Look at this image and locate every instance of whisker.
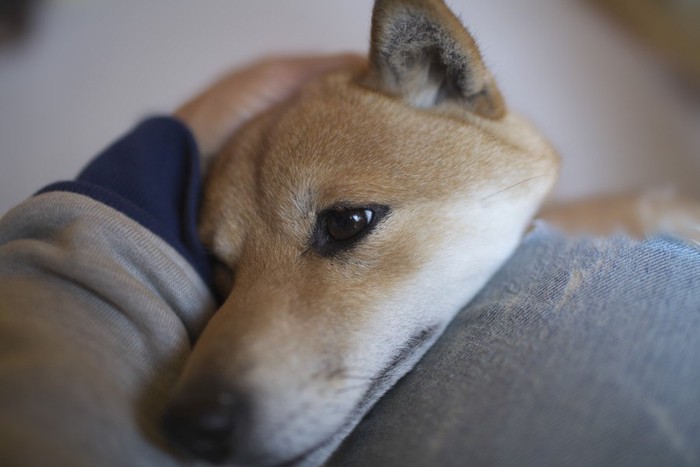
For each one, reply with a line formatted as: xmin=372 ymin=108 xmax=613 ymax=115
xmin=480 ymin=174 xmax=548 ymax=201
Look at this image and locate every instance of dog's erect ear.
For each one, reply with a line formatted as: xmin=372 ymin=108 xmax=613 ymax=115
xmin=363 ymin=0 xmax=505 ymax=119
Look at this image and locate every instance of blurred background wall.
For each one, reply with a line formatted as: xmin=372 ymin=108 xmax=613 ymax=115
xmin=0 ymin=0 xmax=698 ymax=215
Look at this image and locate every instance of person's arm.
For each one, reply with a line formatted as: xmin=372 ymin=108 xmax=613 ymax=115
xmin=0 ymin=54 xmax=360 ymax=467
xmin=0 ymin=117 xmax=214 ymax=467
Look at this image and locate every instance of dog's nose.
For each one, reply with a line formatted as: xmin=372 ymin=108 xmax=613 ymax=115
xmin=162 ymin=388 xmax=249 ymax=464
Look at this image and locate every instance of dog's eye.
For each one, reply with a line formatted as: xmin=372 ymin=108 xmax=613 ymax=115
xmin=310 ymin=204 xmax=390 ymax=257
xmin=326 ymin=209 xmax=373 ymax=241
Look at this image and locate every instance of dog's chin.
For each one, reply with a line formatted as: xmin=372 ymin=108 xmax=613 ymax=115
xmin=220 ymin=410 xmax=353 ymax=467
xmin=269 ymin=430 xmax=344 ymax=467
xmin=245 ymin=325 xmax=442 ymax=467
xmin=235 ymin=391 xmax=377 ymax=467
xmin=204 ymin=386 xmax=361 ymax=467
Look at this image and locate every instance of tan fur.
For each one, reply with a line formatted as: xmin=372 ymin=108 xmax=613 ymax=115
xmin=164 ymin=1 xmax=560 ymax=465
xmin=541 ymin=192 xmax=700 ymax=244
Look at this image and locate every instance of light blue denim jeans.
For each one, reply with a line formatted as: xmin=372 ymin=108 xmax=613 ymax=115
xmin=329 ymin=224 xmax=700 ymax=467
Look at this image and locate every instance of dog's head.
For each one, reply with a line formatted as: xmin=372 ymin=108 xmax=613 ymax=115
xmin=164 ymin=0 xmax=559 ymax=465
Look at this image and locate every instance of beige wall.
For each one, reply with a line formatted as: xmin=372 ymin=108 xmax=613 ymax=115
xmin=1 ymin=0 xmax=698 ymax=215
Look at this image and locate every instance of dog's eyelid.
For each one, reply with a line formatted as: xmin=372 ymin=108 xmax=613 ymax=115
xmin=309 ymin=203 xmax=391 ymax=258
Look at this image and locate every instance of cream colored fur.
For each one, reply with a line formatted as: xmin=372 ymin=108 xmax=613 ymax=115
xmin=164 ymin=1 xmax=560 ymax=465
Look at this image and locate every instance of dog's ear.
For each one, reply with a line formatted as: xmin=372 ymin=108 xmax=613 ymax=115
xmin=363 ymin=0 xmax=505 ymax=119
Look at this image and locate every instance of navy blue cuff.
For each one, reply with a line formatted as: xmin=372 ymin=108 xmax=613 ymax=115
xmin=37 ymin=117 xmax=214 ymax=294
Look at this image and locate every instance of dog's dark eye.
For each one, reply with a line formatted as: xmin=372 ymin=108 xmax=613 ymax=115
xmin=310 ymin=204 xmax=390 ymax=257
xmin=326 ymin=209 xmax=373 ymax=241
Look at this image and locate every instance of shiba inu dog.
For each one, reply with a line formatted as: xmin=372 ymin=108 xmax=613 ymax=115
xmin=162 ymin=0 xmax=560 ymax=465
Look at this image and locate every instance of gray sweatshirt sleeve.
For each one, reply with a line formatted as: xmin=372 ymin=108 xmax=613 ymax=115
xmin=0 ymin=192 xmax=215 ymax=467
xmin=0 ymin=117 xmax=217 ymax=466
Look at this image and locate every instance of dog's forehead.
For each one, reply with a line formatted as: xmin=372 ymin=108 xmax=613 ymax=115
xmin=202 ymin=70 xmax=557 ymax=267
xmin=256 ymin=71 xmax=535 ymax=212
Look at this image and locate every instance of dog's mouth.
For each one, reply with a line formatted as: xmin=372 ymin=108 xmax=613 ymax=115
xmin=275 ymin=324 xmax=440 ymax=467
xmin=164 ymin=324 xmax=440 ymax=467
xmin=360 ymin=324 xmax=440 ymax=408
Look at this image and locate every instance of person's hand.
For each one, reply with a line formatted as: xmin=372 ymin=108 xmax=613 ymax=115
xmin=175 ymin=54 xmax=365 ymax=157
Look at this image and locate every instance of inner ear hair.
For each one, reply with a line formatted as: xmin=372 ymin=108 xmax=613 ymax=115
xmin=363 ymin=0 xmax=505 ymax=119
